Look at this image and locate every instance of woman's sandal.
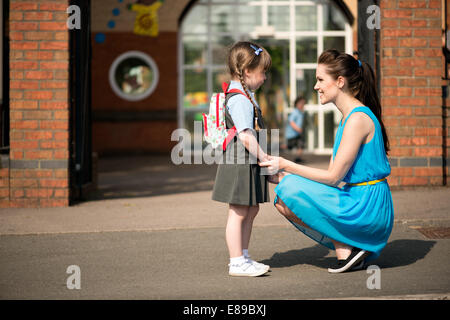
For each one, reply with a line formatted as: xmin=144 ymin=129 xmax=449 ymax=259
xmin=328 ymin=247 xmax=370 ymax=273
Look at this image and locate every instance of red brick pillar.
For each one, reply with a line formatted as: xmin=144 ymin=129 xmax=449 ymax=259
xmin=380 ymin=0 xmax=445 ymax=187
xmin=5 ymin=0 xmax=70 ymax=207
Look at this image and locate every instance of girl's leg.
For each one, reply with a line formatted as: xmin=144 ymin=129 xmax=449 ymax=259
xmin=242 ymin=205 xmax=259 ymax=252
xmin=226 ymin=204 xmax=250 ymax=258
xmin=275 ymin=197 xmax=353 ymax=260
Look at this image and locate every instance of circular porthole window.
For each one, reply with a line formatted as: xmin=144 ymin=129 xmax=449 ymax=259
xmin=109 ymin=51 xmax=159 ymax=101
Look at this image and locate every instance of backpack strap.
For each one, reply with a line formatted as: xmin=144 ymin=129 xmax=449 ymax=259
xmin=221 ymin=82 xmax=244 ymax=151
xmin=223 ymin=82 xmax=262 ymax=131
xmin=221 ymin=82 xmax=259 ymax=151
xmin=222 ymin=81 xmax=249 ymax=99
xmin=222 ymin=92 xmax=239 ymax=151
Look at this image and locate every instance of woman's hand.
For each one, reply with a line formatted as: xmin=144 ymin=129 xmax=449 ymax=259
xmin=259 ymin=155 xmax=286 ymax=175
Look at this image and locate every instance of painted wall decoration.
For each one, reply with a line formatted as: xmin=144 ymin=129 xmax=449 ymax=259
xmin=94 ymin=0 xmax=164 ymax=43
xmin=95 ymin=0 xmax=125 ymax=43
xmin=129 ymin=0 xmax=164 ymax=37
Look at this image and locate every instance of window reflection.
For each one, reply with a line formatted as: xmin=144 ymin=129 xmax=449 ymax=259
xmin=308 ymin=112 xmax=319 ymax=149
xmin=296 ymin=5 xmax=317 ymax=31
xmin=182 ymin=5 xmax=207 ymax=33
xmin=184 ymin=69 xmax=207 ymax=109
xmin=324 ymin=37 xmax=345 ymax=52
xmin=323 ymin=3 xmax=346 ymax=30
xmin=268 ymin=6 xmax=290 ymax=32
xmin=212 ymin=69 xmax=230 ymax=93
xmin=254 ymin=39 xmax=290 ymax=130
xmin=211 ymin=36 xmax=234 ymax=65
xmin=324 ymin=111 xmax=336 ymax=148
xmin=296 ymin=37 xmax=317 ymax=63
xmin=238 ymin=5 xmax=262 ymax=34
xmin=118 ymin=64 xmax=152 ymax=95
xmin=211 ymin=5 xmax=233 ymax=33
xmin=184 ymin=35 xmax=207 ymax=65
xmin=296 ymin=69 xmax=317 ymax=105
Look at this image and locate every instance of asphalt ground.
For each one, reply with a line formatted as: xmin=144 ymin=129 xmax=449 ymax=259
xmin=0 ymin=155 xmax=449 ymax=302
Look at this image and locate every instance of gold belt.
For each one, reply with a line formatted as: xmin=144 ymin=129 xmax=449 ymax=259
xmin=346 ymin=177 xmax=387 ymax=186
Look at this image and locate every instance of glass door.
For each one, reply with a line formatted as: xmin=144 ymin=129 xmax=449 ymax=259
xmin=180 ymin=0 xmax=352 ymax=155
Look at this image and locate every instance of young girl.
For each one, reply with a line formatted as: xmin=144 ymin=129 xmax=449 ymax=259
xmin=212 ymin=41 xmax=272 ymax=277
xmin=260 ymin=49 xmax=394 ymax=273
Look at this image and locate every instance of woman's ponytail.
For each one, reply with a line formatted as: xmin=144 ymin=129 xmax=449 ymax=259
xmin=318 ymin=50 xmax=390 ymax=154
xmin=356 ymin=61 xmax=390 ymax=154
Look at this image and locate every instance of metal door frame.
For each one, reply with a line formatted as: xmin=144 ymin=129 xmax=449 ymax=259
xmin=69 ymin=0 xmax=93 ymax=203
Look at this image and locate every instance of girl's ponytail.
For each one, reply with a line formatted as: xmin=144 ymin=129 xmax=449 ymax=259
xmin=237 ymin=71 xmax=260 ymax=131
xmin=318 ymin=50 xmax=390 ymax=154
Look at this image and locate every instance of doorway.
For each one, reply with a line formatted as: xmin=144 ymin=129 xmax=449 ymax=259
xmin=179 ymin=0 xmax=353 ymax=155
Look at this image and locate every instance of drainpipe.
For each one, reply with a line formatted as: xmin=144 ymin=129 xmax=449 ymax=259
xmin=443 ymin=0 xmax=449 ymax=186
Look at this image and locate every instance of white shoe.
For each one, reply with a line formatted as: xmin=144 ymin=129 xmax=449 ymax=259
xmin=246 ymin=258 xmax=270 ymax=272
xmin=228 ymin=261 xmax=269 ymax=277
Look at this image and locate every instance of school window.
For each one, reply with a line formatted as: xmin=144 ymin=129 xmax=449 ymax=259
xmin=180 ymin=0 xmax=352 ymax=154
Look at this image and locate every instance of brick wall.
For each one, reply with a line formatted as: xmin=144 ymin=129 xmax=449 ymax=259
xmin=1 ymin=0 xmax=70 ymax=207
xmin=380 ymin=0 xmax=447 ymax=187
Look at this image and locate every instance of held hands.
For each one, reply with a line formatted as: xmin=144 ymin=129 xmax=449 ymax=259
xmin=267 ymin=171 xmax=287 ymax=184
xmin=258 ymin=155 xmax=285 ymax=175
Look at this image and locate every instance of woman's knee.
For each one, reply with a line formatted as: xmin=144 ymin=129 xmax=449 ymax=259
xmin=275 ymin=198 xmax=309 ymax=228
xmin=275 ymin=198 xmax=289 ymax=217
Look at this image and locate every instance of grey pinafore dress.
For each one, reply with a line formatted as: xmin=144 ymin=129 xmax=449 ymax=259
xmin=211 ymin=92 xmax=270 ymax=206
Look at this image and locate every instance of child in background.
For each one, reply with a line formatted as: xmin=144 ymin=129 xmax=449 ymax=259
xmin=285 ymin=96 xmax=306 ymax=163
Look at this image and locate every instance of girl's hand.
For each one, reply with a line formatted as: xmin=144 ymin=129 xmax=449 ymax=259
xmin=267 ymin=175 xmax=279 ymax=184
xmin=267 ymin=171 xmax=289 ymax=184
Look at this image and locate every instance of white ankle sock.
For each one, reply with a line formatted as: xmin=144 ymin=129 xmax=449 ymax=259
xmin=229 ymin=255 xmax=246 ymax=265
xmin=243 ymin=249 xmax=249 ymax=258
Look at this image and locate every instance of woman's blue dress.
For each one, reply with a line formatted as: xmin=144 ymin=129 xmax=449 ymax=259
xmin=274 ymin=106 xmax=394 ymax=261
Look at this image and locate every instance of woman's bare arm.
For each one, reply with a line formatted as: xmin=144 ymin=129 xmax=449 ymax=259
xmin=260 ymin=113 xmax=372 ymax=186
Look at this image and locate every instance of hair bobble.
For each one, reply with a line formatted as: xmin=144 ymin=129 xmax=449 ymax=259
xmin=250 ymin=44 xmax=263 ymax=56
xmin=357 ymin=59 xmax=362 ymax=67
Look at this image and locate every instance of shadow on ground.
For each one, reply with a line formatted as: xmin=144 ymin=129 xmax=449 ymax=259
xmin=260 ymin=239 xmax=436 ymax=270
xmin=87 ymin=155 xmax=218 ymax=200
xmin=86 ymin=153 xmax=330 ymax=201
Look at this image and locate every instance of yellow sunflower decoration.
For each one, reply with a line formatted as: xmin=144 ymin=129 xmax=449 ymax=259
xmin=129 ymin=0 xmax=163 ymax=37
